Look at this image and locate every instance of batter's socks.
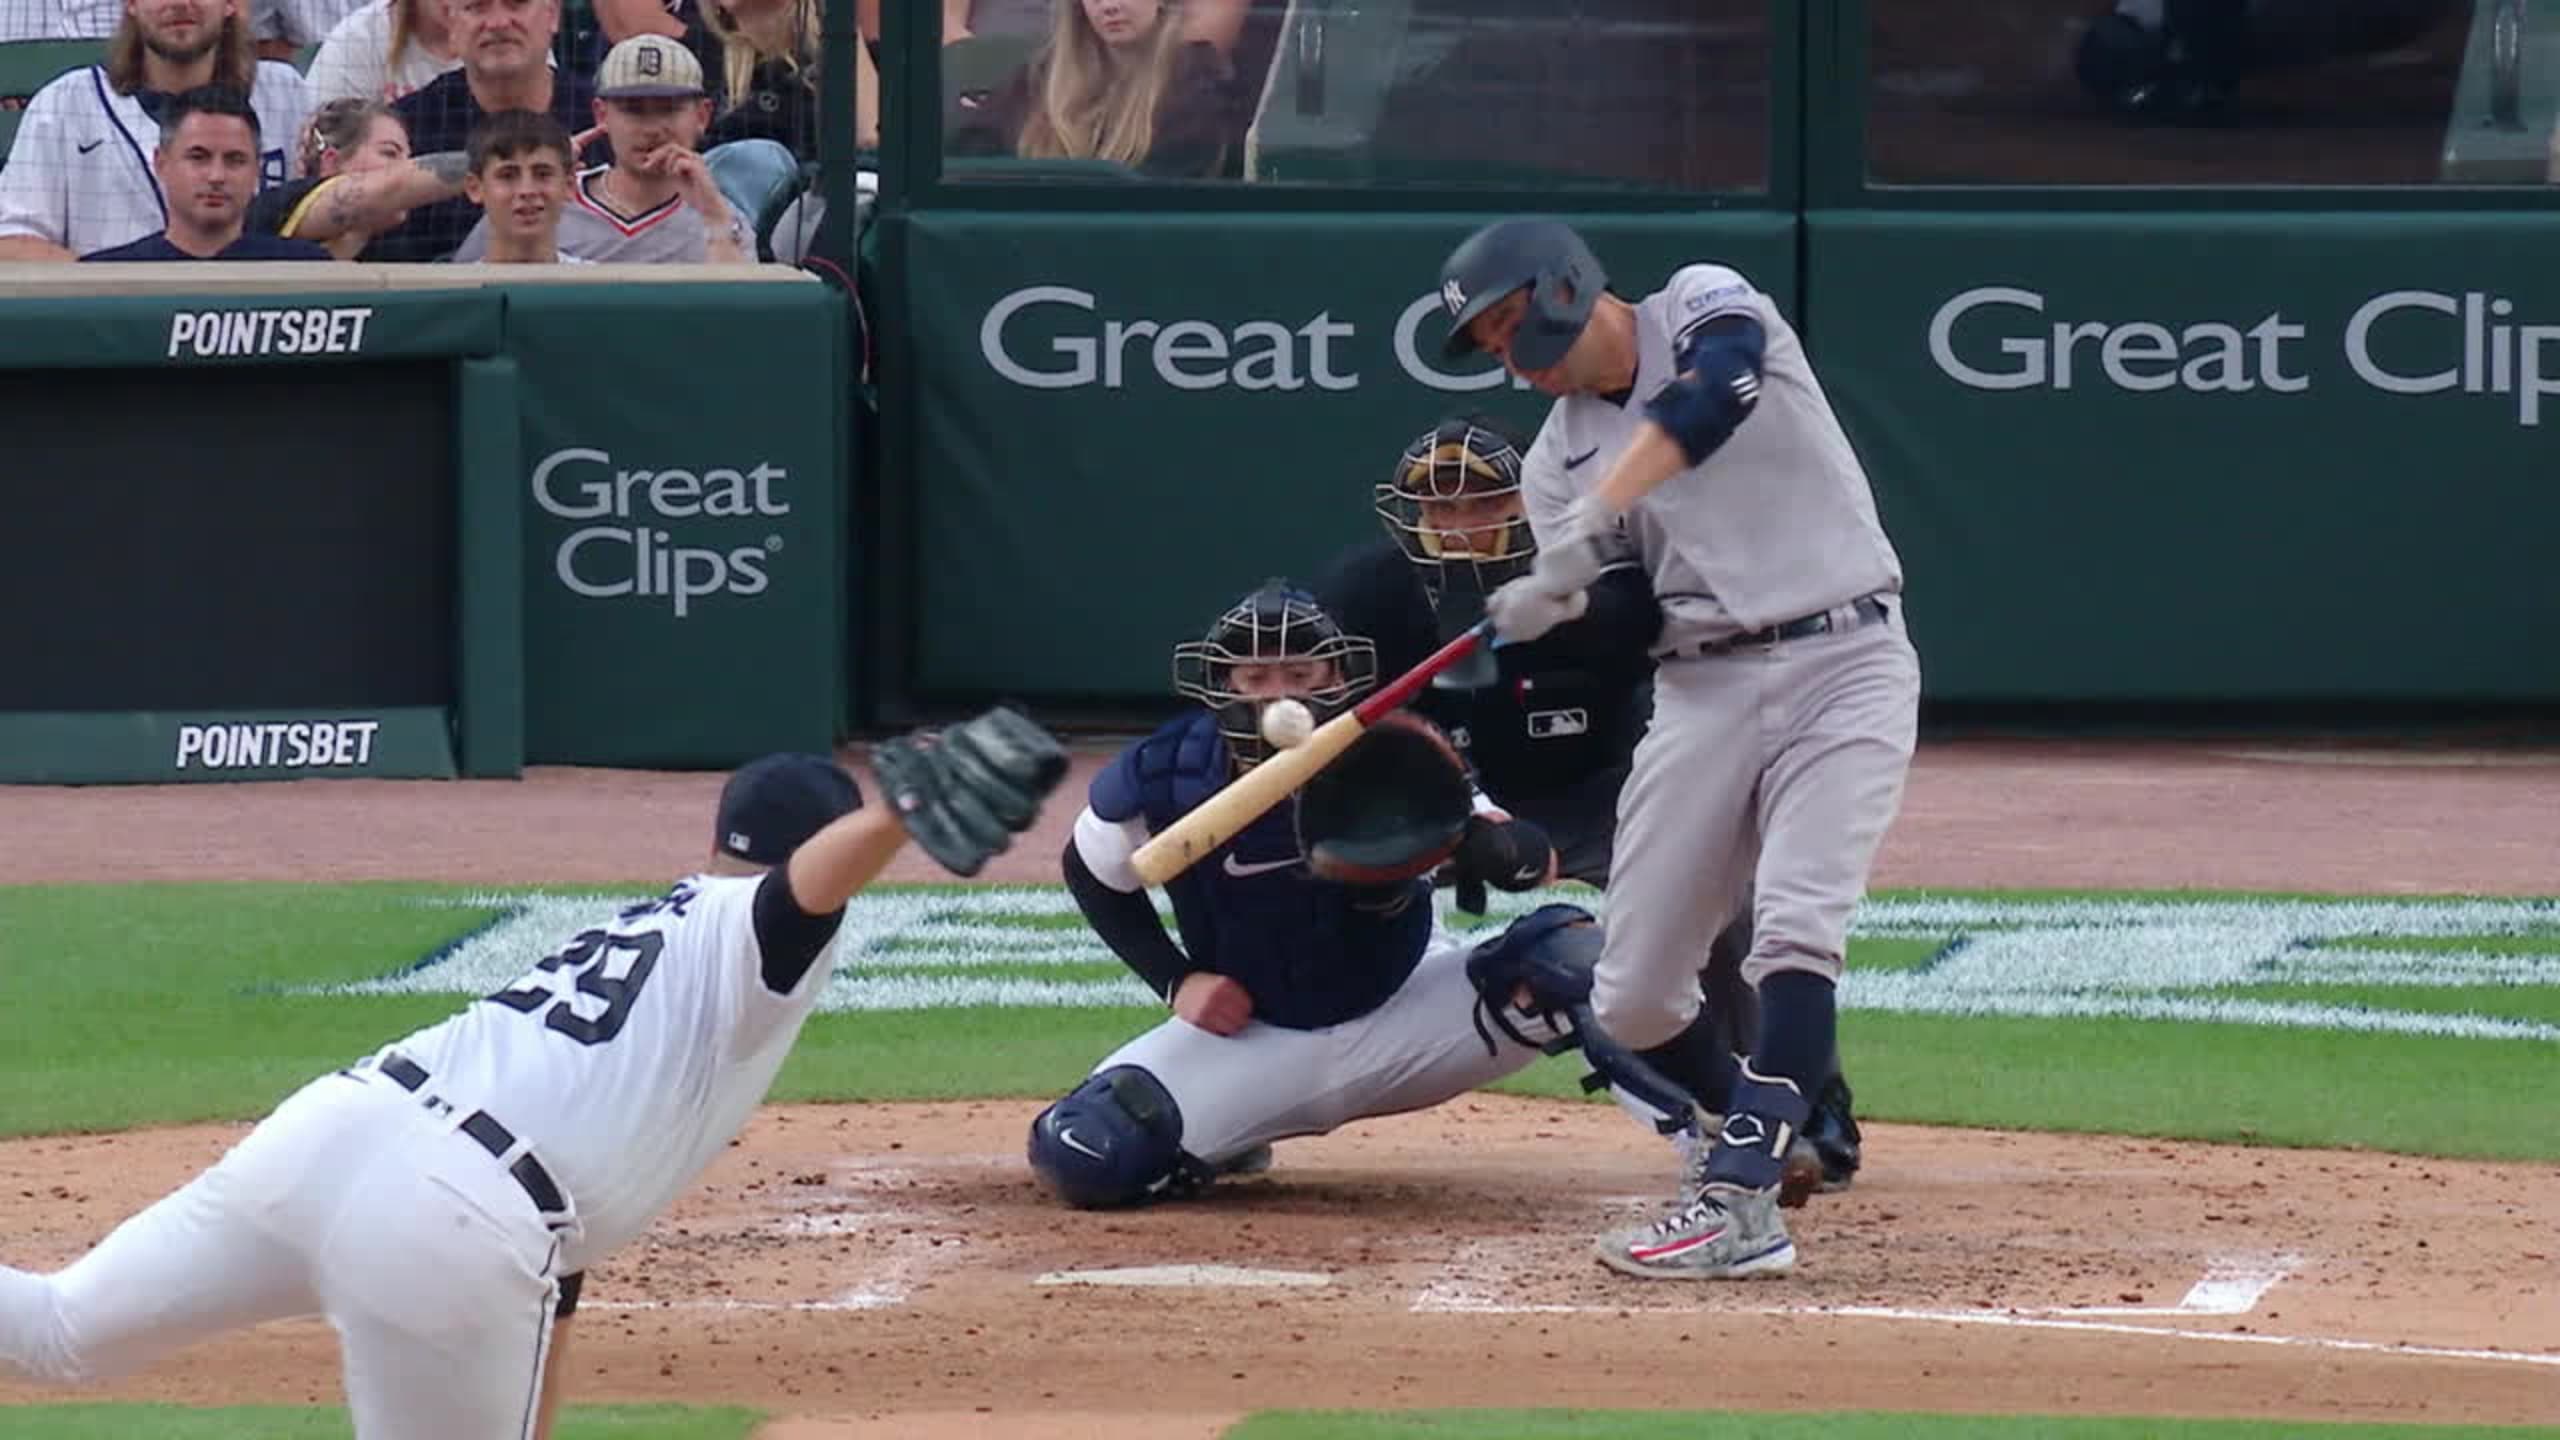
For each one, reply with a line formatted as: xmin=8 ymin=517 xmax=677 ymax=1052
xmin=1631 ymin=1014 xmax=1742 ymax=1117
xmin=1751 ymin=970 xmax=1838 ymax=1090
xmin=1703 ymin=972 xmax=1837 ymax=1192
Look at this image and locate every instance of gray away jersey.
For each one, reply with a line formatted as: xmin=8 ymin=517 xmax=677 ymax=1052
xmin=1520 ymin=264 xmax=1902 ymax=648
xmin=453 ymin=164 xmax=745 ymax=263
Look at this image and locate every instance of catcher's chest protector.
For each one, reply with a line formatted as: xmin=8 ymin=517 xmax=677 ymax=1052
xmin=1115 ymin=711 xmax=1430 ymax=1030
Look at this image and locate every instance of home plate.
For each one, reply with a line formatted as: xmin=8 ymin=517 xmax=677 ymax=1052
xmin=1034 ymin=1264 xmax=1333 ymax=1289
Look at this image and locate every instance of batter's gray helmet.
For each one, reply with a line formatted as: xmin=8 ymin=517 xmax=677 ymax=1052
xmin=1437 ymin=218 xmax=1607 ymax=371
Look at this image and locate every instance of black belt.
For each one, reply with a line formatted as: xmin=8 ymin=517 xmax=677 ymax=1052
xmin=370 ymin=1053 xmax=570 ymax=1221
xmin=1657 ymin=594 xmax=1891 ymax=660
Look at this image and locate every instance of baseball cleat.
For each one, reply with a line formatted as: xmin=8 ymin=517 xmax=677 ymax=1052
xmin=1776 ymin=1136 xmax=1825 ymax=1210
xmin=1806 ymin=1075 xmax=1863 ymax=1193
xmin=1215 ymin=1143 xmax=1275 ymax=1179
xmin=1596 ymin=1181 xmax=1796 ymax=1280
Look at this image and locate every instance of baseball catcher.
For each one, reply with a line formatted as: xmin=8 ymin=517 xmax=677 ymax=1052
xmin=1026 ymin=579 xmax=1592 ymax=1206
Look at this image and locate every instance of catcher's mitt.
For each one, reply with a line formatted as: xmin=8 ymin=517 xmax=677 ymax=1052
xmin=1294 ymin=711 xmax=1472 ymax=886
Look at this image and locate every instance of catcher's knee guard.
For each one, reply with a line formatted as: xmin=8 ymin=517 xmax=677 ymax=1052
xmin=1027 ymin=1065 xmax=1198 ymax=1209
xmin=1463 ymin=902 xmax=1600 ymax=1049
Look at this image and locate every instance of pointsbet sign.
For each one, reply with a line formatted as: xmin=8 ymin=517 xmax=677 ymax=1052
xmin=174 ymin=718 xmax=383 ymax=770
xmin=1929 ymin=287 xmax=2560 ymax=426
xmin=530 ymin=447 xmax=790 ymax=618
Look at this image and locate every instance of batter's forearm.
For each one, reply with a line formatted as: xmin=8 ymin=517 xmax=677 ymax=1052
xmin=1590 ymin=425 xmax=1691 ymax=516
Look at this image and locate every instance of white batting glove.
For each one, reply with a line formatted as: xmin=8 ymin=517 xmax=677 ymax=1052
xmin=1486 ymin=575 xmax=1589 ymax=644
xmin=1533 ymin=499 xmax=1614 ymax=596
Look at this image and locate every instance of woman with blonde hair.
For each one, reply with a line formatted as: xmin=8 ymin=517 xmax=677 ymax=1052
xmin=966 ymin=0 xmax=1245 ymax=178
xmin=306 ymin=0 xmax=463 ymax=103
xmin=701 ymin=0 xmax=879 ymax=155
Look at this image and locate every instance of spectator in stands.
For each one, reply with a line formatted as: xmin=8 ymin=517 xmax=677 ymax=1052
xmin=80 ymin=85 xmax=328 ymax=257
xmin=701 ymin=0 xmax=874 ymax=156
xmin=453 ymin=35 xmax=745 ymax=260
xmin=306 ymin=0 xmax=464 ymax=103
xmin=951 ymin=0 xmax=1246 ymax=179
xmin=249 ymin=0 xmax=365 ymax=61
xmin=0 ymin=0 xmax=310 ymax=260
xmin=384 ymin=0 xmax=594 ymax=257
xmin=461 ymin=104 xmax=579 ymax=261
xmin=0 ymin=0 xmax=123 ymax=40
xmin=244 ymin=95 xmax=469 ymax=257
xmin=918 ymin=0 xmax=1247 ymax=56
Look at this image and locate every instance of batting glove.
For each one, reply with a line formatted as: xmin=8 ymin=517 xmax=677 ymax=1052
xmin=1532 ymin=499 xmax=1615 ymax=597
xmin=1486 ymin=576 xmax=1589 ymax=645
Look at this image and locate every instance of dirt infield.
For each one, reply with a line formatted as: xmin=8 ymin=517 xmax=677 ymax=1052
xmin=4 ymin=737 xmax=2558 ymax=1436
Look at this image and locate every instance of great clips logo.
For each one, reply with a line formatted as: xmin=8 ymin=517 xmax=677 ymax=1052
xmin=530 ymin=448 xmax=789 ymax=617
xmin=977 ymin=286 xmax=1541 ymax=395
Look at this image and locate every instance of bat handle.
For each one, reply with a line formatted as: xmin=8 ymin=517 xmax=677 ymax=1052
xmin=1354 ymin=618 xmax=1491 ymax=723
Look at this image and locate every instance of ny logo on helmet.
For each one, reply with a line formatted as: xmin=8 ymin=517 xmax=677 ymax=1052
xmin=1441 ymin=279 xmax=1466 ymax=317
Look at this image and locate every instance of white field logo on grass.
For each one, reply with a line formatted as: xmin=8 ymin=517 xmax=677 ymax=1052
xmin=328 ymin=892 xmax=2560 ymax=1041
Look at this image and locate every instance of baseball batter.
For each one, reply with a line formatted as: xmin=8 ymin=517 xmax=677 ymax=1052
xmin=1026 ymin=580 xmax=1584 ymax=1206
xmin=0 ymin=711 xmax=1067 ymax=1437
xmin=1440 ymin=219 xmax=1919 ymax=1279
xmin=1318 ymin=413 xmax=1862 ymax=1198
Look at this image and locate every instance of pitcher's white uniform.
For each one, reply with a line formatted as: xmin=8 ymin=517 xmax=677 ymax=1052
xmin=1520 ymin=263 xmax=1919 ymax=1047
xmin=0 ymin=60 xmax=307 ymax=255
xmin=0 ymin=871 xmax=834 ymax=1439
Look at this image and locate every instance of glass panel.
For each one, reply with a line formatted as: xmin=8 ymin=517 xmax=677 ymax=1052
xmin=1868 ymin=1 xmax=2549 ymax=186
xmin=941 ymin=0 xmax=1770 ymax=191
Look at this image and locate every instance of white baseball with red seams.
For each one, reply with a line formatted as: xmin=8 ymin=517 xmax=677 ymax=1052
xmin=1258 ymin=698 xmax=1316 ymax=750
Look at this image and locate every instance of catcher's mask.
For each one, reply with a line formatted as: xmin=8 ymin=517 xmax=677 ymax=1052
xmin=1171 ymin=579 xmax=1377 ymax=771
xmin=1376 ymin=414 xmax=1537 ymax=601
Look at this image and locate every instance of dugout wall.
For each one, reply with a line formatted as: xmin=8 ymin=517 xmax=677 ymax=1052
xmin=0 ymin=266 xmax=847 ymax=783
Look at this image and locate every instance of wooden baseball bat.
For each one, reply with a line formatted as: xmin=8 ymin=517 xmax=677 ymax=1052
xmin=1129 ymin=618 xmax=1494 ymax=887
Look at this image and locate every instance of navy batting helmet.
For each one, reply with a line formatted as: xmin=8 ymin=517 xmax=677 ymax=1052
xmin=1437 ymin=218 xmax=1607 ymax=372
xmin=1172 ymin=579 xmax=1377 ymax=771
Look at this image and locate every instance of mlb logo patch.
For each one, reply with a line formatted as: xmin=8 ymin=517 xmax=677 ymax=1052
xmin=1525 ymin=709 xmax=1589 ymax=739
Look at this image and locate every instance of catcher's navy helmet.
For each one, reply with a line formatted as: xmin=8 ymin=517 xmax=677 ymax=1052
xmin=1437 ymin=218 xmax=1607 ymax=372
xmin=1172 ymin=579 xmax=1377 ymax=770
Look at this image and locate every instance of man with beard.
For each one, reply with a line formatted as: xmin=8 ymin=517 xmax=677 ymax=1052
xmin=0 ymin=0 xmax=310 ymax=259
xmin=81 ymin=85 xmax=329 ymax=258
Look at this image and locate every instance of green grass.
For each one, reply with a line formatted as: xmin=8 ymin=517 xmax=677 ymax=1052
xmin=1 ymin=882 xmax=2555 ymax=1162
xmin=0 ymin=1404 xmax=761 ymax=1439
xmin=1228 ymin=1414 xmax=2560 ymax=1440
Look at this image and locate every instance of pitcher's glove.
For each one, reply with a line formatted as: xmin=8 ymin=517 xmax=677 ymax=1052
xmin=1295 ymin=711 xmax=1472 ymax=886
xmin=871 ymin=705 xmax=1070 ymax=877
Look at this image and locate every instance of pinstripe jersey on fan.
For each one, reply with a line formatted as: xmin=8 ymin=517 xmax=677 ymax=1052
xmin=0 ymin=60 xmax=307 ymax=256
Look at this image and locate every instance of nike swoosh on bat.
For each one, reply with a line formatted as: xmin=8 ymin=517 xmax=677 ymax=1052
xmin=1058 ymin=1126 xmax=1103 ymax=1160
xmin=1222 ymin=854 xmax=1300 ymax=878
xmin=1563 ymin=448 xmax=1600 ymax=469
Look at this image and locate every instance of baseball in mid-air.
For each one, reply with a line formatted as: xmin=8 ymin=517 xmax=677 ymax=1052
xmin=1260 ymin=698 xmax=1316 ymax=750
